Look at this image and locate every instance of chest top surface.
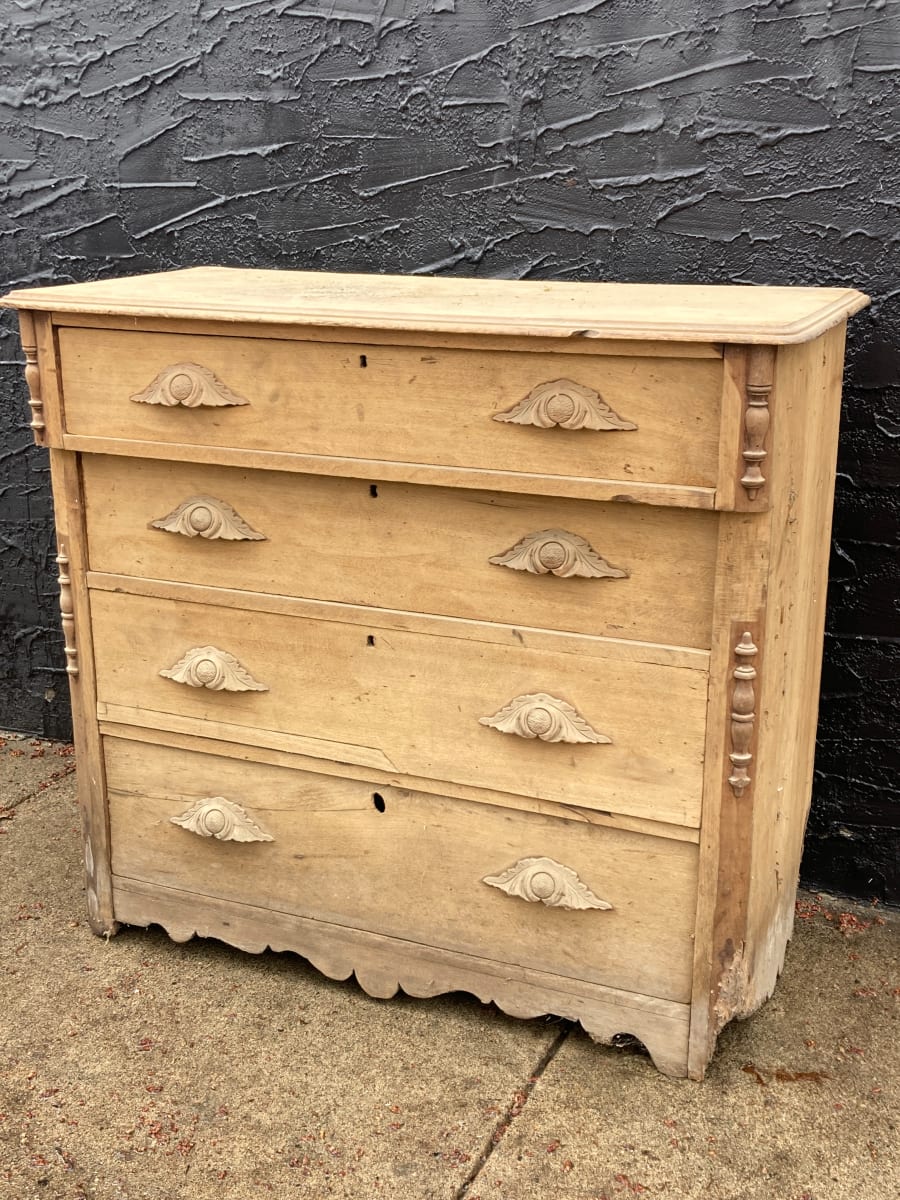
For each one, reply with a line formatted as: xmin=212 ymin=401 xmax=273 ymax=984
xmin=2 ymin=267 xmax=868 ymax=344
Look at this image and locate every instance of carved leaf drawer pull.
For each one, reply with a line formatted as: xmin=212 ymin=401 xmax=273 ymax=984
xmin=130 ymin=362 xmax=250 ymax=408
xmin=160 ymin=646 xmax=268 ymax=692
xmin=151 ymin=495 xmax=266 ymax=541
xmin=483 ymin=857 xmax=613 ymax=911
xmin=170 ymin=797 xmax=274 ymax=842
xmin=493 ymin=378 xmax=637 ymax=431
xmin=489 ymin=529 xmax=628 ymax=579
xmin=479 ymin=693 xmax=610 ymax=744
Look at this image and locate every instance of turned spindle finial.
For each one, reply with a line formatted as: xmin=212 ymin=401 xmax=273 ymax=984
xmin=728 ymin=631 xmax=759 ymax=796
xmin=740 ymin=347 xmax=775 ymax=501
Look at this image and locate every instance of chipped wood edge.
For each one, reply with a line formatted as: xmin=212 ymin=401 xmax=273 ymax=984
xmin=0 ymin=271 xmax=869 ymax=343
xmin=689 ymin=612 xmax=766 ymax=1079
xmin=61 ymin=435 xmax=718 ymax=511
xmin=98 ymin=723 xmax=701 ymax=844
xmin=84 ymin=572 xmax=711 ymax=671
xmin=112 ymin=876 xmax=691 ymax=1077
xmin=95 ymin=699 xmax=700 ymax=831
xmin=688 ymin=486 xmax=771 ymax=1079
xmin=40 ymin=311 xmax=727 ymax=357
xmin=743 ymin=325 xmax=850 ymax=1009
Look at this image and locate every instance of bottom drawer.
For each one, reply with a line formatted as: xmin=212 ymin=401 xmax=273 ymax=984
xmin=104 ymin=737 xmax=698 ymax=1004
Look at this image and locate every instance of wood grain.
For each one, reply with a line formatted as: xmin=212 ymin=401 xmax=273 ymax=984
xmin=44 ymin=311 xmax=726 ymax=357
xmin=64 ymin=434 xmax=718 ymax=509
xmin=104 ymin=736 xmax=698 ymax=1003
xmin=81 ymin=453 xmax=717 ymax=647
xmin=48 ymin=450 xmax=118 ymax=936
xmin=58 ymin=327 xmax=724 ymax=489
xmin=4 ymin=268 xmax=865 ymax=1081
xmin=96 ymin=719 xmax=702 ymax=845
xmin=743 ymin=325 xmax=850 ymax=1005
xmin=3 ymin=266 xmax=869 ymax=343
xmin=89 ymin=588 xmax=709 ymax=828
xmin=112 ymin=875 xmax=692 ymax=1076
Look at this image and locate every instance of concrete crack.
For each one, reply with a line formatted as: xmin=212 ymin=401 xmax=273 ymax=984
xmin=454 ymin=1022 xmax=572 ymax=1200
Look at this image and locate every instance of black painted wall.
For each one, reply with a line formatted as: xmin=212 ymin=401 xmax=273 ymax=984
xmin=1 ymin=0 xmax=897 ymax=901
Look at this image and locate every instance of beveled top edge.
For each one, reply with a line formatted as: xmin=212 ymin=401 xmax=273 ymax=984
xmin=1 ymin=266 xmax=870 ymax=344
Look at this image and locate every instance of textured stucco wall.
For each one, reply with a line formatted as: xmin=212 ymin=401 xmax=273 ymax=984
xmin=1 ymin=0 xmax=897 ymax=900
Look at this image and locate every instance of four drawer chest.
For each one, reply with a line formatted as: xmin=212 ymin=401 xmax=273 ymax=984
xmin=3 ymin=269 xmax=868 ymax=1078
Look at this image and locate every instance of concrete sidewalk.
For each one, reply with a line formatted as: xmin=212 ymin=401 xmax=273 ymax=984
xmin=1 ymin=733 xmax=897 ymax=1200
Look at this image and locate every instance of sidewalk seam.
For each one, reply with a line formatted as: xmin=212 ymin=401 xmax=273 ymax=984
xmin=454 ymin=1021 xmax=572 ymax=1200
xmin=2 ymin=763 xmax=77 ymax=813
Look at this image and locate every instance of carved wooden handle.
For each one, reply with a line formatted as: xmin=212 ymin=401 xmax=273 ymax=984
xmin=493 ymin=378 xmax=636 ymax=431
xmin=130 ymin=362 xmax=250 ymax=408
xmin=170 ymin=797 xmax=273 ymax=842
xmin=489 ymin=529 xmax=627 ymax=579
xmin=159 ymin=646 xmax=268 ymax=692
xmin=479 ymin=693 xmax=610 ymax=744
xmin=483 ymin=857 xmax=613 ymax=910
xmin=151 ymin=495 xmax=266 ymax=541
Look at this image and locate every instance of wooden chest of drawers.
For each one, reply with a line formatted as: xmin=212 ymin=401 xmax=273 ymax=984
xmin=3 ymin=269 xmax=868 ymax=1078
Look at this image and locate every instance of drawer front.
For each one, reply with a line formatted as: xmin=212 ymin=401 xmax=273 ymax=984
xmin=104 ymin=738 xmax=698 ymax=1003
xmin=59 ymin=327 xmax=723 ymax=489
xmin=90 ymin=589 xmax=708 ymax=827
xmin=83 ymin=455 xmax=717 ymax=649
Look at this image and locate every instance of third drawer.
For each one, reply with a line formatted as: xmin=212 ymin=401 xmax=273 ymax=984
xmin=90 ymin=586 xmax=709 ymax=828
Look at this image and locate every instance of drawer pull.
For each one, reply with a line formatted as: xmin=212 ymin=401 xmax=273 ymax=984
xmin=493 ymin=378 xmax=637 ymax=431
xmin=151 ymin=495 xmax=266 ymax=541
xmin=171 ymin=797 xmax=274 ymax=843
xmin=130 ymin=362 xmax=250 ymax=408
xmin=483 ymin=856 xmax=612 ymax=911
xmin=489 ymin=528 xmax=628 ymax=579
xmin=479 ymin=692 xmax=610 ymax=744
xmin=160 ymin=645 xmax=268 ymax=692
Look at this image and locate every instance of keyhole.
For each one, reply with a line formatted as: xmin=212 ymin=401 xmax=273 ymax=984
xmin=359 ymin=354 xmax=368 ymax=368
xmin=369 ymin=484 xmax=378 ymax=498
xmin=366 ymin=634 xmax=376 ymax=647
xmin=372 ymin=792 xmax=386 ymax=813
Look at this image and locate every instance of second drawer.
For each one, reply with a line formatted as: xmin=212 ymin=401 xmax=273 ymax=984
xmin=82 ymin=455 xmax=717 ymax=648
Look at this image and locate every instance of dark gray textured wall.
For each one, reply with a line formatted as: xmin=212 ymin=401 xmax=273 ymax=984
xmin=1 ymin=0 xmax=897 ymax=901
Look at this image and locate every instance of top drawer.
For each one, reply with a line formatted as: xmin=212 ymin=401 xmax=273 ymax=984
xmin=57 ymin=327 xmax=724 ymax=498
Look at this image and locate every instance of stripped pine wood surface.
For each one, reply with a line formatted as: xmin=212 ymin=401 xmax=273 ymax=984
xmin=81 ymin=453 xmax=718 ymax=648
xmin=1 ymin=269 xmax=868 ymax=1078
